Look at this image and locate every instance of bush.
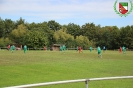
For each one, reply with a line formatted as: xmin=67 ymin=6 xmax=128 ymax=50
xmin=0 ymin=37 xmax=13 ymax=47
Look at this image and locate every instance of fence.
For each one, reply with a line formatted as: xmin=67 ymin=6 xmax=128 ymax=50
xmin=4 ymin=76 xmax=133 ymax=88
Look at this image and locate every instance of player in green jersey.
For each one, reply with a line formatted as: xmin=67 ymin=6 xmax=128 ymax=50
xmin=90 ymin=46 xmax=92 ymax=52
xmin=97 ymin=46 xmax=102 ymax=58
xmin=24 ymin=45 xmax=27 ymax=53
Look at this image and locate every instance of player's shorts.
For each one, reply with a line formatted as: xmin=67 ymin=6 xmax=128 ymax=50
xmin=98 ymin=52 xmax=101 ymax=54
xmin=24 ymin=49 xmax=26 ymax=51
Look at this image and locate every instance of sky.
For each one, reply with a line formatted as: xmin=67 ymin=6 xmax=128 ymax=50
xmin=0 ymin=0 xmax=133 ymax=28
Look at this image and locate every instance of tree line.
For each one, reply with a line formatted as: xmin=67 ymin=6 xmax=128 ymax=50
xmin=0 ymin=17 xmax=133 ymax=49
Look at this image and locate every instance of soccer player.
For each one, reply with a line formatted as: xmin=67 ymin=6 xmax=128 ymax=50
xmin=76 ymin=46 xmax=78 ymax=51
xmin=10 ymin=45 xmax=15 ymax=53
xmin=90 ymin=46 xmax=92 ymax=52
xmin=62 ymin=45 xmax=66 ymax=51
xmin=24 ymin=45 xmax=27 ymax=53
xmin=60 ymin=45 xmax=63 ymax=52
xmin=97 ymin=46 xmax=102 ymax=58
xmin=122 ymin=46 xmax=126 ymax=54
xmin=78 ymin=46 xmax=82 ymax=53
xmin=103 ymin=46 xmax=106 ymax=52
xmin=7 ymin=45 xmax=10 ymax=51
xmin=44 ymin=46 xmax=47 ymax=51
xmin=119 ymin=47 xmax=122 ymax=53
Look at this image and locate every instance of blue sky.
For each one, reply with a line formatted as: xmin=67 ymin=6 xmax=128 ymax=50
xmin=0 ymin=0 xmax=133 ymax=28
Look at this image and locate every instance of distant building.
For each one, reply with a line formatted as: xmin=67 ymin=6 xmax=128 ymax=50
xmin=52 ymin=44 xmax=63 ymax=51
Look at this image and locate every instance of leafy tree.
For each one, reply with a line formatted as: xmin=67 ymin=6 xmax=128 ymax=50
xmin=0 ymin=18 xmax=5 ymax=38
xmin=120 ymin=25 xmax=133 ymax=48
xmin=75 ymin=35 xmax=93 ymax=49
xmin=0 ymin=37 xmax=12 ymax=47
xmin=28 ymin=22 xmax=43 ymax=30
xmin=0 ymin=17 xmax=133 ymax=49
xmin=4 ymin=19 xmax=15 ymax=38
xmin=22 ymin=30 xmax=48 ymax=48
xmin=53 ymin=29 xmax=74 ymax=47
xmin=15 ymin=17 xmax=25 ymax=28
xmin=10 ymin=24 xmax=27 ymax=44
xmin=66 ymin=23 xmax=81 ymax=38
xmin=81 ymin=23 xmax=98 ymax=41
xmin=110 ymin=26 xmax=120 ymax=49
xmin=47 ymin=20 xmax=61 ymax=31
xmin=40 ymin=22 xmax=55 ymax=46
xmin=130 ymin=25 xmax=133 ymax=48
xmin=28 ymin=22 xmax=55 ymax=46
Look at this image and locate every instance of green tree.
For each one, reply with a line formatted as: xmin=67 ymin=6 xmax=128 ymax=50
xmin=0 ymin=37 xmax=12 ymax=47
xmin=81 ymin=23 xmax=99 ymax=41
xmin=28 ymin=22 xmax=55 ymax=46
xmin=23 ymin=30 xmax=48 ymax=48
xmin=120 ymin=25 xmax=133 ymax=49
xmin=111 ymin=26 xmax=120 ymax=49
xmin=15 ymin=17 xmax=25 ymax=28
xmin=53 ymin=29 xmax=74 ymax=47
xmin=41 ymin=22 xmax=55 ymax=46
xmin=96 ymin=26 xmax=114 ymax=49
xmin=4 ymin=19 xmax=15 ymax=38
xmin=47 ymin=20 xmax=61 ymax=31
xmin=0 ymin=18 xmax=5 ymax=38
xmin=66 ymin=23 xmax=81 ymax=38
xmin=130 ymin=25 xmax=133 ymax=48
xmin=10 ymin=24 xmax=27 ymax=44
xmin=75 ymin=35 xmax=93 ymax=49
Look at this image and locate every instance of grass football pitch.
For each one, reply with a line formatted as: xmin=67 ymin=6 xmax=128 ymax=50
xmin=0 ymin=50 xmax=133 ymax=88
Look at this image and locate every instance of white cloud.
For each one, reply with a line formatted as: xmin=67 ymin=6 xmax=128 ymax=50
xmin=0 ymin=0 xmax=129 ymax=11
xmin=0 ymin=0 xmax=132 ymax=25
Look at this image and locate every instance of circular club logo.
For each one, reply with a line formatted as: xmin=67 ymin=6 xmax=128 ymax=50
xmin=114 ymin=0 xmax=133 ymax=17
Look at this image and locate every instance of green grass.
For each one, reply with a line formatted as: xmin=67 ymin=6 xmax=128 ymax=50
xmin=0 ymin=50 xmax=133 ymax=88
